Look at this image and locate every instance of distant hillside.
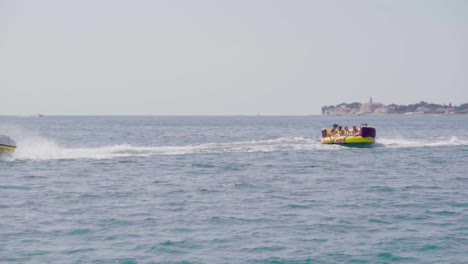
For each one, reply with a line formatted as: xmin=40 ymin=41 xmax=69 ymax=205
xmin=322 ymin=99 xmax=468 ymax=115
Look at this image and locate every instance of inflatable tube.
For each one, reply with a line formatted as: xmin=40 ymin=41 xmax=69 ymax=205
xmin=321 ymin=135 xmax=375 ymax=144
xmin=0 ymin=135 xmax=17 ymax=154
xmin=321 ymin=127 xmax=376 ymax=145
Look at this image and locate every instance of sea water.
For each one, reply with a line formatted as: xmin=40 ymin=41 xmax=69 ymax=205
xmin=1 ymin=115 xmax=467 ymax=263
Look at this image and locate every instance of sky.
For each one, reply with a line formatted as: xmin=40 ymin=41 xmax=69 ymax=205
xmin=1 ymin=0 xmax=467 ymax=115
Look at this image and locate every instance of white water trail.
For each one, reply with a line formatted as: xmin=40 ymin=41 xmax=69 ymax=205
xmin=3 ymin=135 xmax=468 ymax=161
xmin=377 ymin=136 xmax=468 ymax=148
xmin=5 ymin=136 xmax=328 ymax=161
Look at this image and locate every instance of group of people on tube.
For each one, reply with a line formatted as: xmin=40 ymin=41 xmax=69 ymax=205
xmin=327 ymin=123 xmax=368 ymax=137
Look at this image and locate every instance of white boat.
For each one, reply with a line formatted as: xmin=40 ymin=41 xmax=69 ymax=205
xmin=0 ymin=135 xmax=17 ymax=154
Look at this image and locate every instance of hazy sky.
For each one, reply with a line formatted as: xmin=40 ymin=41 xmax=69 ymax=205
xmin=1 ymin=0 xmax=467 ymax=115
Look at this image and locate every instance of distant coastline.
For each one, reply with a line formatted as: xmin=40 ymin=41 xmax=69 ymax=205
xmin=322 ymin=98 xmax=468 ymax=115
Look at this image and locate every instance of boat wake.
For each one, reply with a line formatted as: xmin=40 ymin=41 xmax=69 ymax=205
xmin=4 ymin=137 xmax=327 ymax=161
xmin=377 ymin=136 xmax=468 ymax=148
xmin=2 ymin=136 xmax=467 ymax=161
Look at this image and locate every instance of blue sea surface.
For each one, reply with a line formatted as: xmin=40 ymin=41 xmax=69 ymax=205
xmin=1 ymin=115 xmax=468 ymax=263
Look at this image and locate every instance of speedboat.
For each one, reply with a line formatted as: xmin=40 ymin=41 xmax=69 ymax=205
xmin=0 ymin=135 xmax=17 ymax=154
xmin=321 ymin=127 xmax=376 ymax=145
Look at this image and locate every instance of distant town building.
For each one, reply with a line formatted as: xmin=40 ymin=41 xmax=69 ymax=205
xmin=321 ymin=99 xmax=468 ymax=115
xmin=360 ymin=97 xmax=384 ymax=113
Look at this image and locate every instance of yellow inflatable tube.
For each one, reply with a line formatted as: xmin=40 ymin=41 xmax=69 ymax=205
xmin=321 ymin=135 xmax=375 ymax=144
xmin=320 ymin=127 xmax=376 ymax=145
xmin=0 ymin=135 xmax=17 ymax=154
xmin=0 ymin=145 xmax=16 ymax=154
